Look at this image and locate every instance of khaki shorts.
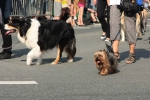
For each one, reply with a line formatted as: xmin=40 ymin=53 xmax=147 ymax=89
xmin=110 ymin=5 xmax=121 ymax=41
xmin=124 ymin=12 xmax=136 ymax=44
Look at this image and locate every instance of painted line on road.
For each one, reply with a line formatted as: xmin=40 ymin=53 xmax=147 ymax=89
xmin=0 ymin=81 xmax=38 ymax=84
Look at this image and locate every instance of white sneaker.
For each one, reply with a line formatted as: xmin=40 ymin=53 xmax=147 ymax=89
xmin=105 ymin=39 xmax=110 ymax=42
xmin=101 ymin=35 xmax=106 ymax=40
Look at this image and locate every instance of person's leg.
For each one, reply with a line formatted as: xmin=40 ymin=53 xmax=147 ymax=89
xmin=124 ymin=12 xmax=136 ymax=63
xmin=91 ymin=12 xmax=97 ymax=22
xmin=70 ymin=3 xmax=76 ymax=26
xmin=110 ymin=5 xmax=121 ymax=59
xmin=105 ymin=5 xmax=110 ymax=42
xmin=53 ymin=1 xmax=62 ymax=20
xmin=0 ymin=29 xmax=12 ymax=59
xmin=0 ymin=8 xmax=12 ymax=59
xmin=97 ymin=0 xmax=107 ymax=39
xmin=129 ymin=44 xmax=135 ymax=54
xmin=78 ymin=5 xmax=84 ymax=25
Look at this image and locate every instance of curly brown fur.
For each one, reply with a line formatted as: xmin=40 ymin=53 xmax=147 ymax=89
xmin=94 ymin=49 xmax=118 ymax=76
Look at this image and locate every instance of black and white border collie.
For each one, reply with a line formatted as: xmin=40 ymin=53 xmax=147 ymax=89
xmin=4 ymin=18 xmax=76 ymax=65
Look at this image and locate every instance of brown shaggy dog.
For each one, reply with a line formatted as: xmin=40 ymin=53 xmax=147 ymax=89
xmin=94 ymin=50 xmax=118 ymax=76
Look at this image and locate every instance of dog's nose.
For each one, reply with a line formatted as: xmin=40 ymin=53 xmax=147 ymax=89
xmin=95 ymin=58 xmax=99 ymax=61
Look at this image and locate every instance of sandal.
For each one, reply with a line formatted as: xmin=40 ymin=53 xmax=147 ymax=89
xmin=114 ymin=52 xmax=120 ymax=60
xmin=126 ymin=53 xmax=135 ymax=64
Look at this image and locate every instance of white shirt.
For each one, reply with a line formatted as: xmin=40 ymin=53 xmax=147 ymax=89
xmin=110 ymin=0 xmax=121 ymax=5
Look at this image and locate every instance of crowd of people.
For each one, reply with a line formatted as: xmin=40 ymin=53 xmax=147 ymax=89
xmin=0 ymin=0 xmax=149 ymax=64
xmin=53 ymin=0 xmax=101 ymax=26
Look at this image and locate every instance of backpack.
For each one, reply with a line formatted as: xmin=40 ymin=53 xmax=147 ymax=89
xmin=120 ymin=0 xmax=143 ymax=13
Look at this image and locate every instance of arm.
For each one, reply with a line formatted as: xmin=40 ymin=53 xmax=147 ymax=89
xmin=107 ymin=0 xmax=110 ymax=6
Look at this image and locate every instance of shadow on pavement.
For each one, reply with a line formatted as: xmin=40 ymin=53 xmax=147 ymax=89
xmin=119 ymin=48 xmax=150 ymax=62
xmin=12 ymin=48 xmax=29 ymax=58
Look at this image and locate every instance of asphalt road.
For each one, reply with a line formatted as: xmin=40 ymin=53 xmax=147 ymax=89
xmin=0 ymin=19 xmax=150 ymax=100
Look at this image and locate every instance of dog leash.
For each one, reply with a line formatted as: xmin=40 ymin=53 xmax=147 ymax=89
xmin=106 ymin=30 xmax=121 ymax=52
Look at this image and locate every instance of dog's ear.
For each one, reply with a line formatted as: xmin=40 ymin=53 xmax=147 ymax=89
xmin=103 ymin=49 xmax=107 ymax=53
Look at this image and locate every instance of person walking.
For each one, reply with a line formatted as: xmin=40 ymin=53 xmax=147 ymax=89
xmin=0 ymin=0 xmax=12 ymax=60
xmin=109 ymin=0 xmax=137 ymax=63
xmin=93 ymin=0 xmax=110 ymax=42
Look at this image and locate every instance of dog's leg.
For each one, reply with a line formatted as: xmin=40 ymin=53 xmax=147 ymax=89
xmin=136 ymin=13 xmax=142 ymax=37
xmin=51 ymin=45 xmax=63 ymax=65
xmin=67 ymin=53 xmax=73 ymax=62
xmin=143 ymin=9 xmax=148 ymax=32
xmin=37 ymin=55 xmax=42 ymax=65
xmin=121 ymin=12 xmax=125 ymax=42
xmin=121 ymin=28 xmax=125 ymax=42
xmin=27 ymin=46 xmax=42 ymax=65
xmin=143 ymin=17 xmax=148 ymax=32
xmin=100 ymin=68 xmax=108 ymax=76
xmin=66 ymin=48 xmax=76 ymax=62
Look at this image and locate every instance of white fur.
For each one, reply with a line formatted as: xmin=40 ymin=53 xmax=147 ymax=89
xmin=26 ymin=45 xmax=42 ymax=65
xmin=24 ymin=19 xmax=40 ymax=49
xmin=17 ymin=19 xmax=42 ymax=65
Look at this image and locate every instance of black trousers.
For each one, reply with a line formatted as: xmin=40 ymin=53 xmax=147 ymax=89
xmin=0 ymin=0 xmax=12 ymax=54
xmin=97 ymin=0 xmax=110 ymax=38
xmin=1 ymin=28 xmax=12 ymax=54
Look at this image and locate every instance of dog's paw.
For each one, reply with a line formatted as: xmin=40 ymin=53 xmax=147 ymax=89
xmin=120 ymin=39 xmax=125 ymax=42
xmin=51 ymin=62 xmax=58 ymax=65
xmin=27 ymin=62 xmax=31 ymax=66
xmin=67 ymin=59 xmax=73 ymax=62
xmin=36 ymin=62 xmax=41 ymax=65
xmin=100 ymin=72 xmax=108 ymax=76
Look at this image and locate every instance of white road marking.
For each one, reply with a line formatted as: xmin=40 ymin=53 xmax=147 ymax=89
xmin=0 ymin=81 xmax=38 ymax=84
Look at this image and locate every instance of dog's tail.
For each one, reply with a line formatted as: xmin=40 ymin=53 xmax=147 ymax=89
xmin=66 ymin=24 xmax=76 ymax=58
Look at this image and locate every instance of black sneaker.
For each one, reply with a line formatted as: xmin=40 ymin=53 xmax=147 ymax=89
xmin=0 ymin=52 xmax=11 ymax=59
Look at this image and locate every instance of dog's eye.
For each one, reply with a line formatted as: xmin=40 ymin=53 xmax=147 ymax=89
xmin=97 ymin=54 xmax=102 ymax=57
xmin=99 ymin=54 xmax=103 ymax=57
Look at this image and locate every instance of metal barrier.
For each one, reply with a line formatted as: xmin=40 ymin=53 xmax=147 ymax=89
xmin=11 ymin=0 xmax=53 ymax=19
